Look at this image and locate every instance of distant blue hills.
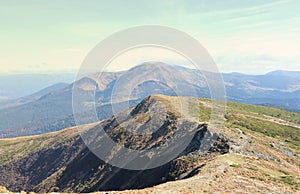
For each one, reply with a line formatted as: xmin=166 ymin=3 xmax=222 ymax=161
xmin=0 ymin=63 xmax=299 ymax=137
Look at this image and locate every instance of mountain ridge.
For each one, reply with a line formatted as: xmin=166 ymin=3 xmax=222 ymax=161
xmin=0 ymin=83 xmax=69 ymax=109
xmin=0 ymin=62 xmax=299 ymax=138
xmin=0 ymin=95 xmax=299 ymax=193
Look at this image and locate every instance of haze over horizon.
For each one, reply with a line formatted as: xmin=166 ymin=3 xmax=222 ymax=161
xmin=1 ymin=0 xmax=300 ymax=75
xmin=1 ymin=63 xmax=300 ymax=76
xmin=0 ymin=2 xmax=300 ymax=192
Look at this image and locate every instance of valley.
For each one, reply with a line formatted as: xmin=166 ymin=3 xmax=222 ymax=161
xmin=0 ymin=63 xmax=300 ymax=138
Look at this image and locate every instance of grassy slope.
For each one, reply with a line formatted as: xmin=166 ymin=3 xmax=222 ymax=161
xmin=225 ymin=101 xmax=300 ymax=150
xmin=0 ymin=123 xmax=97 ymax=165
xmin=98 ymin=97 xmax=300 ymax=193
xmin=0 ymin=96 xmax=299 ymax=193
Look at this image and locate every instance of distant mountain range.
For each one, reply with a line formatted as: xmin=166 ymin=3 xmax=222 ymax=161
xmin=0 ymin=83 xmax=69 ymax=109
xmin=0 ymin=62 xmax=299 ymax=137
xmin=0 ymin=73 xmax=75 ymax=101
xmin=222 ymin=70 xmax=300 ymax=112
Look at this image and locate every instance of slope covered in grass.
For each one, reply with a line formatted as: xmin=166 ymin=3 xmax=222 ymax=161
xmin=0 ymin=95 xmax=299 ymax=193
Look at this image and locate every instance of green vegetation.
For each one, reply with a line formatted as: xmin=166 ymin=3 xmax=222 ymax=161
xmin=0 ymin=127 xmax=79 ymax=165
xmin=229 ymin=164 xmax=241 ymax=168
xmin=193 ymin=99 xmax=300 ymax=150
xmin=187 ymin=99 xmax=211 ymax=122
xmin=280 ymin=175 xmax=296 ymax=186
xmin=168 ymin=172 xmax=176 ymax=180
xmin=278 ymin=169 xmax=290 ymax=175
xmin=226 ymin=114 xmax=299 ymax=149
xmin=222 ymin=102 xmax=300 ymax=150
xmin=248 ymin=166 xmax=258 ymax=171
xmin=226 ymin=101 xmax=300 ymax=125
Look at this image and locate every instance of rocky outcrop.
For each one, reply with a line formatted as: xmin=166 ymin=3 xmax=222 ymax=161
xmin=0 ymin=95 xmax=229 ymax=193
xmin=1 ymin=95 xmax=299 ymax=193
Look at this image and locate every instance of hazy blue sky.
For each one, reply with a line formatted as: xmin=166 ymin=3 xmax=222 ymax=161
xmin=1 ymin=0 xmax=300 ymax=74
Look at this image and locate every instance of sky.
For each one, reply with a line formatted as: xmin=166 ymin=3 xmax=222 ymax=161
xmin=0 ymin=0 xmax=300 ymax=75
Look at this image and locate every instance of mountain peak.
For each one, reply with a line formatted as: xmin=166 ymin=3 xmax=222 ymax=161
xmin=129 ymin=61 xmax=174 ymax=71
xmin=266 ymin=70 xmax=300 ymax=76
xmin=1 ymin=95 xmax=299 ymax=193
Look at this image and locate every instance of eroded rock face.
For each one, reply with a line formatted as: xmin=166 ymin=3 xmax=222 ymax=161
xmin=0 ymin=136 xmax=85 ymax=192
xmin=0 ymin=95 xmax=229 ymax=193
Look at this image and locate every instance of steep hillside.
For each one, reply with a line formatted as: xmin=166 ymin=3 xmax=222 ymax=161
xmin=0 ymin=95 xmax=299 ymax=193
